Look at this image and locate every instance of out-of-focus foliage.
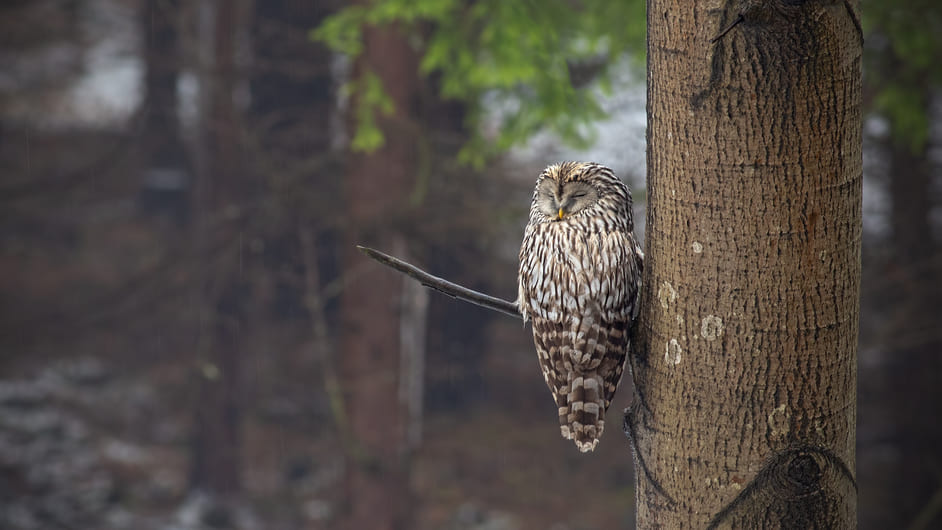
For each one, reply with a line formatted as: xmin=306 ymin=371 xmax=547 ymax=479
xmin=862 ymin=0 xmax=942 ymax=152
xmin=347 ymin=70 xmax=396 ymax=151
xmin=313 ymin=0 xmax=645 ymax=165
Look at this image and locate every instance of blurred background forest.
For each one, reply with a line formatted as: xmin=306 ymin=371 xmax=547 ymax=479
xmin=0 ymin=1 xmax=938 ymax=529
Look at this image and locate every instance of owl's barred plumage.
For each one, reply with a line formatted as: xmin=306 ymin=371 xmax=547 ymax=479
xmin=518 ymin=162 xmax=642 ymax=452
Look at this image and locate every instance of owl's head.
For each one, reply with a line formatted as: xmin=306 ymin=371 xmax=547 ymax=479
xmin=530 ymin=162 xmax=631 ymax=225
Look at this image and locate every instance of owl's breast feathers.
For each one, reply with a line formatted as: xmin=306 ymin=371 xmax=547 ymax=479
xmin=518 ymin=221 xmax=639 ymax=324
xmin=517 ymin=217 xmax=640 ymax=452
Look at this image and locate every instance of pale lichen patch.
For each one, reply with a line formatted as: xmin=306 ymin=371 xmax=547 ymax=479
xmin=691 ymin=241 xmax=703 ymax=253
xmin=664 ymin=339 xmax=682 ymax=365
xmin=767 ymin=404 xmax=790 ymax=438
xmin=701 ymin=315 xmax=724 ymax=340
xmin=658 ymin=281 xmax=677 ymax=309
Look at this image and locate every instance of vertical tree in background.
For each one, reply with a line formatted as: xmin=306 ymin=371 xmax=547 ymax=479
xmin=859 ymin=4 xmax=942 ymax=528
xmin=190 ymin=0 xmax=250 ymax=497
xmin=881 ymin=86 xmax=942 ymax=529
xmin=338 ymin=22 xmax=420 ymax=530
xmin=140 ymin=0 xmax=190 ymax=221
xmin=628 ymin=1 xmax=862 ymax=526
xmin=251 ymin=0 xmax=333 ymax=157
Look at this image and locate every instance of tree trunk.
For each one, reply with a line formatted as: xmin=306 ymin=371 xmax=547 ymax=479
xmin=881 ymin=84 xmax=941 ymax=529
xmin=338 ymin=23 xmax=420 ymax=530
xmin=250 ymin=0 xmax=332 ymax=156
xmin=189 ymin=0 xmax=249 ymax=496
xmin=628 ymin=1 xmax=862 ymax=527
xmin=140 ymin=0 xmax=190 ymax=221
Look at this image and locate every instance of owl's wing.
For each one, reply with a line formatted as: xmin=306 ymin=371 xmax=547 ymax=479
xmin=579 ymin=230 xmax=639 ymax=408
xmin=517 ymin=223 xmax=546 ymax=322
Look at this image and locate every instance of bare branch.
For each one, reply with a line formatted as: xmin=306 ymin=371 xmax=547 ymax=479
xmin=356 ymin=245 xmax=521 ymax=319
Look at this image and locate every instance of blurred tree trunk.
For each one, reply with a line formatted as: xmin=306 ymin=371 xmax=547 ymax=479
xmin=883 ymin=83 xmax=942 ymax=528
xmin=251 ymin=0 xmax=332 ymax=157
xmin=629 ymin=1 xmax=861 ymax=527
xmin=189 ymin=0 xmax=249 ymax=496
xmin=248 ymin=0 xmax=336 ymax=318
xmin=338 ymin=23 xmax=420 ymax=530
xmin=140 ymin=0 xmax=190 ymax=221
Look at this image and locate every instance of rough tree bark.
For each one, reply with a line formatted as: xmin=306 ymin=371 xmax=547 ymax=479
xmin=338 ymin=23 xmax=420 ymax=530
xmin=627 ymin=1 xmax=862 ymax=527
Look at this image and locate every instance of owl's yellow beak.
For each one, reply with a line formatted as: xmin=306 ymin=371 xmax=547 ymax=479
xmin=558 ymin=208 xmax=565 ymax=220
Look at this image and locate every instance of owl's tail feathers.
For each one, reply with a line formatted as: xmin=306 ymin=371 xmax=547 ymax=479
xmin=560 ymin=374 xmax=605 ymax=452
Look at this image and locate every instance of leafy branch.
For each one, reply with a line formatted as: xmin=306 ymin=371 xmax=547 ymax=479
xmin=312 ymin=0 xmax=645 ymax=165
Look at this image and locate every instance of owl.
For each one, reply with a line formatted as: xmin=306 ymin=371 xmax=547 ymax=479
xmin=518 ymin=162 xmax=643 ymax=452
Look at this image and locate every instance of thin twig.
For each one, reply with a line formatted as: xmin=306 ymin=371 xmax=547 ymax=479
xmin=356 ymin=245 xmax=521 ymax=319
xmin=710 ymin=13 xmax=744 ymax=43
xmin=843 ymin=0 xmax=864 ymax=44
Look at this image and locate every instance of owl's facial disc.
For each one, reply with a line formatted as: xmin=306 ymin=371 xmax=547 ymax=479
xmin=537 ymin=179 xmax=598 ymax=221
xmin=553 ymin=181 xmax=599 ymax=221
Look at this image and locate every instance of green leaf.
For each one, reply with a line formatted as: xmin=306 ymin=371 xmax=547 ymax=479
xmin=310 ymin=6 xmax=367 ymax=56
xmin=349 ymin=71 xmax=397 ymax=153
